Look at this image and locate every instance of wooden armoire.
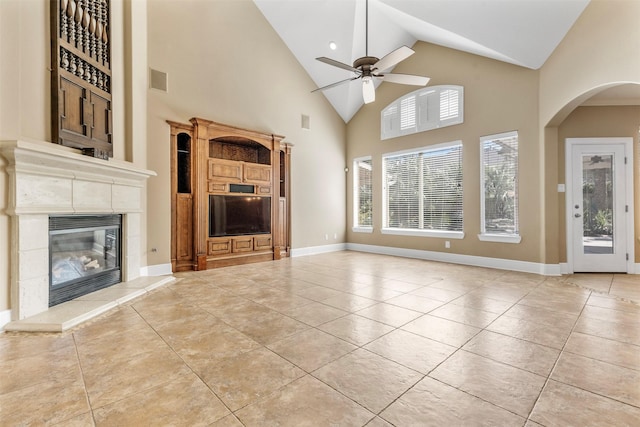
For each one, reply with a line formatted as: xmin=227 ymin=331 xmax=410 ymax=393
xmin=168 ymin=118 xmax=291 ymax=272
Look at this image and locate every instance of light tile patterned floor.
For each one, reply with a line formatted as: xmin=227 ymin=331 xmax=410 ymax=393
xmin=1 ymin=251 xmax=640 ymax=426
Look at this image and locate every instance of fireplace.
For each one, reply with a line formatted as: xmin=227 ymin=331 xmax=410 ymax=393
xmin=0 ymin=139 xmax=157 ymax=321
xmin=49 ymin=215 xmax=122 ymax=306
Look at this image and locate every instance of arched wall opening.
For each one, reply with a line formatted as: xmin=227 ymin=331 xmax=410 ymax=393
xmin=543 ymin=82 xmax=640 ymax=268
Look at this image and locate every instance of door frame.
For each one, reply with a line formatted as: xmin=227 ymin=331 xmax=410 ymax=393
xmin=565 ymin=137 xmax=634 ymax=274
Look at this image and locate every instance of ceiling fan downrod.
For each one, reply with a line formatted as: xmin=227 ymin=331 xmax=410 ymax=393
xmin=365 ymin=0 xmax=368 ymax=57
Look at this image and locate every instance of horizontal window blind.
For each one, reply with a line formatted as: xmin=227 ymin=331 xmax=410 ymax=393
xmin=400 ymin=95 xmax=416 ymax=130
xmin=384 ymin=143 xmax=463 ymax=232
xmin=423 ymin=145 xmax=463 ymax=231
xmin=481 ymin=131 xmax=519 ymax=235
xmin=440 ymin=89 xmax=459 ymax=121
xmin=354 ymin=158 xmax=373 ymax=227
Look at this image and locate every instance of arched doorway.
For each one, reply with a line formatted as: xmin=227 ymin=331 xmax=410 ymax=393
xmin=545 ymin=82 xmax=640 ymax=273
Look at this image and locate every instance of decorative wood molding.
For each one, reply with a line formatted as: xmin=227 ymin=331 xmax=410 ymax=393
xmin=51 ymin=0 xmax=113 ymax=159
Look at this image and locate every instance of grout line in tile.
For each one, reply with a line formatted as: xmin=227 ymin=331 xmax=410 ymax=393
xmin=523 ymin=288 xmax=592 ymax=425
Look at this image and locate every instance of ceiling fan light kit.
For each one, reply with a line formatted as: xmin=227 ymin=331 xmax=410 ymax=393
xmin=312 ymin=0 xmax=430 ymax=104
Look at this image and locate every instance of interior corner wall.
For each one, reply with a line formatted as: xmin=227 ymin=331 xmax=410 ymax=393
xmin=346 ymin=42 xmax=542 ymax=264
xmin=145 ymin=0 xmax=347 ymax=267
xmin=122 ymin=0 xmax=149 ymax=268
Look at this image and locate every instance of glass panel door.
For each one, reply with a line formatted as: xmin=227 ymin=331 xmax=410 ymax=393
xmin=569 ymin=141 xmax=627 ymax=273
xmin=581 ymin=154 xmax=613 ymax=255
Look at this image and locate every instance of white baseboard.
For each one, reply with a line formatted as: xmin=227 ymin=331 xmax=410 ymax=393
xmin=559 ymin=263 xmax=570 ymax=275
xmin=346 ymin=243 xmax=563 ymax=276
xmin=140 ymin=263 xmax=173 ymax=276
xmin=291 ymin=243 xmax=347 ymax=258
xmin=0 ymin=309 xmax=12 ymax=332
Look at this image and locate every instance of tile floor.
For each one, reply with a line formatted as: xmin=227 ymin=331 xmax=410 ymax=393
xmin=1 ymin=251 xmax=639 ymax=426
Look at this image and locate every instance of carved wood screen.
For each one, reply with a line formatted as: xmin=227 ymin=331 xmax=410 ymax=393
xmin=51 ymin=0 xmax=113 ymax=159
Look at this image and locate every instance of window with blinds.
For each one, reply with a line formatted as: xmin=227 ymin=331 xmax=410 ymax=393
xmin=381 ymin=85 xmax=464 ymax=140
xmin=480 ymin=131 xmax=520 ymax=242
xmin=382 ymin=142 xmax=463 ymax=237
xmin=440 ymin=89 xmax=459 ymax=121
xmin=400 ymin=95 xmax=416 ymax=131
xmin=353 ymin=157 xmax=373 ymax=232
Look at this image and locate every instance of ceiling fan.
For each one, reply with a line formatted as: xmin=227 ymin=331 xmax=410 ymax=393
xmin=312 ymin=0 xmax=430 ymax=104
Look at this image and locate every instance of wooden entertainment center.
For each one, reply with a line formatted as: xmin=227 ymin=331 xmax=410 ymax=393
xmin=168 ymin=118 xmax=291 ymax=272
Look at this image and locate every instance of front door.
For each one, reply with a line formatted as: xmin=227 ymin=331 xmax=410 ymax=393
xmin=567 ymin=138 xmax=631 ymax=272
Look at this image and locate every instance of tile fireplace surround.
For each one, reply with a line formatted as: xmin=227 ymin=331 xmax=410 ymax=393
xmin=0 ymin=140 xmax=171 ymax=329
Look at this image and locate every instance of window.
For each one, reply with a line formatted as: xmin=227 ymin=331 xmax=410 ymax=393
xmin=382 ymin=141 xmax=464 ymax=238
xmin=353 ymin=157 xmax=373 ymax=232
xmin=479 ymin=131 xmax=520 ymax=243
xmin=400 ymin=95 xmax=416 ymax=131
xmin=381 ymin=85 xmax=464 ymax=140
xmin=440 ymin=89 xmax=460 ymax=121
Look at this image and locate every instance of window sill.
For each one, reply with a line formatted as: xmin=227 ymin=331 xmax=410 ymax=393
xmin=352 ymin=226 xmax=374 ymax=233
xmin=381 ymin=228 xmax=464 ymax=239
xmin=477 ymin=233 xmax=521 ymax=244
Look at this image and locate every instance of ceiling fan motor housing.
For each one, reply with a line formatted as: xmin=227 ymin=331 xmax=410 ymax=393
xmin=353 ymin=56 xmax=380 ymax=75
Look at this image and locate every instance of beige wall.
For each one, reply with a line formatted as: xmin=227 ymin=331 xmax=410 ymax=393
xmin=145 ymin=0 xmax=347 ymax=266
xmin=540 ymin=0 xmax=640 ymax=127
xmin=540 ymin=0 xmax=640 ymax=265
xmin=346 ymin=42 xmax=541 ymax=263
xmin=556 ymin=105 xmax=640 ymax=263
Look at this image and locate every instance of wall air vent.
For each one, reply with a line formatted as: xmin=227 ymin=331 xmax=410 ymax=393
xmin=150 ymin=68 xmax=168 ymax=92
xmin=301 ymin=114 xmax=310 ymax=130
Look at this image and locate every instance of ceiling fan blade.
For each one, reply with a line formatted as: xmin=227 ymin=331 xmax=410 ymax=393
xmin=316 ymin=57 xmax=358 ymax=73
xmin=381 ymin=73 xmax=430 ymax=86
xmin=373 ymin=46 xmax=414 ymax=72
xmin=312 ymin=76 xmax=360 ymax=93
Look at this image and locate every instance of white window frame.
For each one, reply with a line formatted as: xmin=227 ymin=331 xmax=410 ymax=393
xmin=479 ymin=131 xmax=521 ymax=244
xmin=382 ymin=140 xmax=464 ymax=239
xmin=353 ymin=156 xmax=373 ymax=233
xmin=381 ymin=85 xmax=464 ymax=140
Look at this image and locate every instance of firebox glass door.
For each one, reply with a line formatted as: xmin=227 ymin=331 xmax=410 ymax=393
xmin=49 ymin=215 xmax=122 ymax=306
xmin=50 ymin=228 xmax=119 ymax=286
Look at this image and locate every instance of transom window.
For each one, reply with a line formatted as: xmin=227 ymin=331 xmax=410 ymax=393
xmin=382 ymin=141 xmax=464 ymax=239
xmin=381 ymin=85 xmax=464 ymax=140
xmin=479 ymin=131 xmax=521 ymax=243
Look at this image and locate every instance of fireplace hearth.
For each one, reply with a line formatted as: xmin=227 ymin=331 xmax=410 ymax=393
xmin=49 ymin=215 xmax=122 ymax=306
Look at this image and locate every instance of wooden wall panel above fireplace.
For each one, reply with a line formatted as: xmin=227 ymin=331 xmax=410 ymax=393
xmin=50 ymin=0 xmax=113 ymax=159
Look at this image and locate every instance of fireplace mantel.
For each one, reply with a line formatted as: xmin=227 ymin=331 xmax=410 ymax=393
xmin=0 ymin=139 xmax=157 ymax=321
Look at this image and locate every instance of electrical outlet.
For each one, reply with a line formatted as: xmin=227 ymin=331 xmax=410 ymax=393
xmin=445 ymin=241 xmax=450 ymax=249
xmin=324 ymin=234 xmax=329 ymax=240
xmin=334 ymin=233 xmax=337 ymax=239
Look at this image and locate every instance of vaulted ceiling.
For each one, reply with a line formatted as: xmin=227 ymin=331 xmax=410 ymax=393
xmin=254 ymin=0 xmax=591 ymax=122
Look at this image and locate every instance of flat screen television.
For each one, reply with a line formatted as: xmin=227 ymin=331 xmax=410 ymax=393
xmin=209 ymin=195 xmax=271 ymax=237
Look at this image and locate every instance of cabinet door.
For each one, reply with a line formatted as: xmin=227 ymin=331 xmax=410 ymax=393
xmin=232 ymin=237 xmax=254 ymax=252
xmin=244 ymin=163 xmax=271 ymax=185
xmin=176 ymin=194 xmax=193 ymax=261
xmin=254 ymin=235 xmax=272 ymax=251
xmin=277 ymin=197 xmax=287 ymax=249
xmin=208 ymin=238 xmax=232 ymax=255
xmin=209 ymin=158 xmax=242 ymax=182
